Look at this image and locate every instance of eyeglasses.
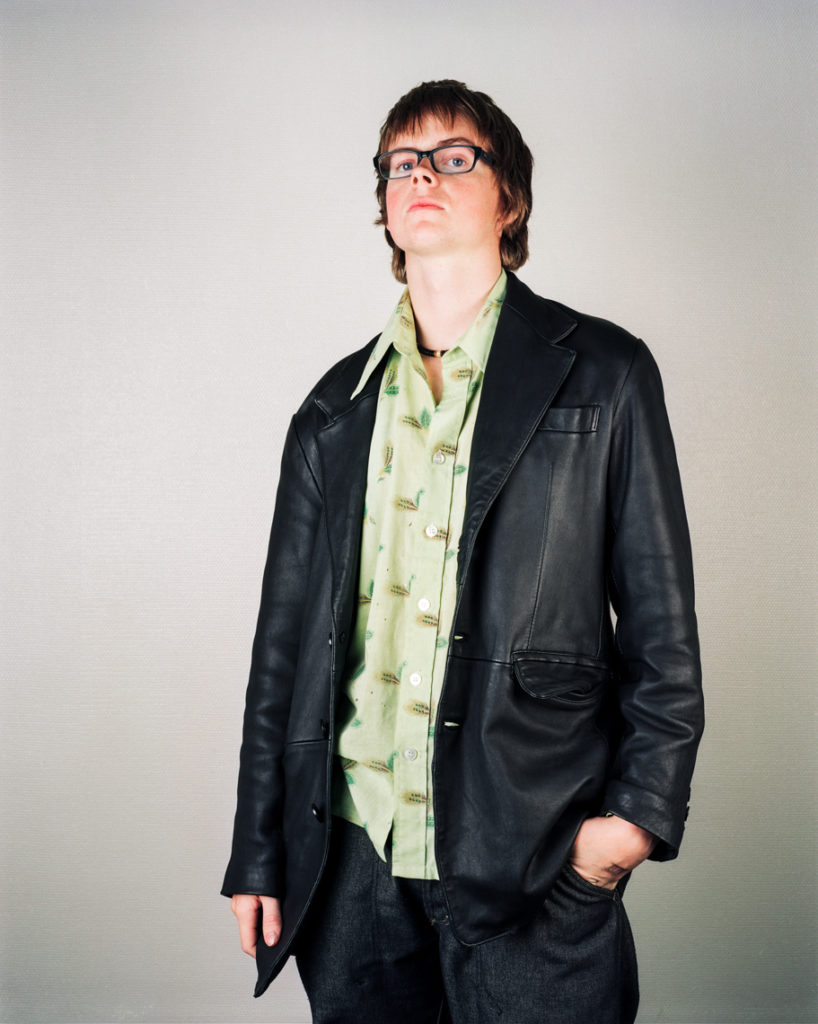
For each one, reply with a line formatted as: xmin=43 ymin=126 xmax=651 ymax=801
xmin=373 ymin=145 xmax=495 ymax=180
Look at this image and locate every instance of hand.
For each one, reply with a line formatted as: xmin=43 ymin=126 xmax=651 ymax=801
xmin=569 ymin=815 xmax=657 ymax=890
xmin=230 ymin=894 xmax=282 ymax=957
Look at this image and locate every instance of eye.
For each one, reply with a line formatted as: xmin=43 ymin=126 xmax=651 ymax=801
xmin=388 ymin=152 xmax=418 ymax=176
xmin=437 ymin=146 xmax=474 ymax=171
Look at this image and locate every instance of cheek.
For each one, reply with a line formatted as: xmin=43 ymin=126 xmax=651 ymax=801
xmin=488 ymin=188 xmax=506 ymax=229
xmin=463 ymin=182 xmax=504 ymax=231
xmin=471 ymin=195 xmax=504 ymax=237
xmin=385 ymin=186 xmax=399 ymax=228
xmin=384 ymin=191 xmax=409 ymax=248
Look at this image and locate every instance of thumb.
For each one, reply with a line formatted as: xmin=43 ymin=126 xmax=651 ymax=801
xmin=259 ymin=895 xmax=282 ymax=947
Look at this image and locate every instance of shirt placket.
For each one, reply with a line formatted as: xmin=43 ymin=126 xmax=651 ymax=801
xmin=391 ymin=350 xmax=472 ymax=877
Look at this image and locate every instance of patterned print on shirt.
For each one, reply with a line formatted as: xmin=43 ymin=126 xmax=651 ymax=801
xmin=401 ymin=409 xmax=432 ymax=431
xmin=377 ymin=444 xmax=394 ymax=480
xmin=383 ymin=366 xmax=399 ymax=396
xmin=376 ymin=660 xmax=406 ymax=686
xmin=405 ymin=701 xmax=431 ymax=716
xmin=388 ymin=575 xmax=415 ymax=598
xmin=394 ymin=490 xmax=424 ymax=512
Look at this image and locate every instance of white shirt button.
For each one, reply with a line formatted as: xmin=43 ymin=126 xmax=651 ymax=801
xmin=417 ymin=597 xmax=431 ymax=612
xmin=432 ymin=450 xmax=445 ymax=464
xmin=425 ymin=524 xmax=438 ymax=538
xmin=404 ymin=748 xmax=418 ymax=762
xmin=409 ymin=671 xmax=422 ymax=687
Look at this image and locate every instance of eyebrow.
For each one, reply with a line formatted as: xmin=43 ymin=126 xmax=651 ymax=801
xmin=391 ymin=136 xmax=478 ymax=150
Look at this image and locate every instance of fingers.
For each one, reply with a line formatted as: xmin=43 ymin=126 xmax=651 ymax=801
xmin=230 ymin=894 xmax=282 ymax=958
xmin=231 ymin=893 xmax=261 ymax=957
xmin=569 ymin=848 xmax=621 ymax=889
xmin=260 ymin=895 xmax=282 ymax=948
xmin=569 ymin=856 xmax=621 ymax=889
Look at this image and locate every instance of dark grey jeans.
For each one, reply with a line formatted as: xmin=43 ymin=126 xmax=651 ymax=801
xmin=295 ymin=818 xmax=638 ymax=1024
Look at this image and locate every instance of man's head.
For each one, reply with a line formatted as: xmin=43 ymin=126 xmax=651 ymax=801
xmin=374 ymin=80 xmax=533 ymax=283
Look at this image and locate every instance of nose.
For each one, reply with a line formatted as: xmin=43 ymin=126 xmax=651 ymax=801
xmin=412 ymin=156 xmax=437 ymax=184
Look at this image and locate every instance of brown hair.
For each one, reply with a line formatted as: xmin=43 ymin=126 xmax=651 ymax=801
xmin=375 ymin=80 xmax=533 ymax=283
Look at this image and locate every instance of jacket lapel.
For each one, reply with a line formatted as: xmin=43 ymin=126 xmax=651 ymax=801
xmin=312 ymin=273 xmax=578 ymax=619
xmin=457 ymin=274 xmax=577 ymax=584
xmin=314 ymin=342 xmax=386 ymax=627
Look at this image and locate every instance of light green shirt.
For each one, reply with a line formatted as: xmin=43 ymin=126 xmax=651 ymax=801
xmin=333 ymin=270 xmax=507 ymax=879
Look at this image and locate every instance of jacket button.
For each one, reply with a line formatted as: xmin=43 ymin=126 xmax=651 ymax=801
xmin=311 ymin=804 xmax=325 ymax=823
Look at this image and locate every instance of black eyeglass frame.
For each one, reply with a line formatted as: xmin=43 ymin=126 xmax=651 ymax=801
xmin=373 ymin=145 xmax=495 ymax=180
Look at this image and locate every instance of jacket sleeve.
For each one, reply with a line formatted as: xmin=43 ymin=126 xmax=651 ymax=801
xmin=221 ymin=414 xmax=323 ymax=897
xmin=602 ymin=339 xmax=704 ymax=859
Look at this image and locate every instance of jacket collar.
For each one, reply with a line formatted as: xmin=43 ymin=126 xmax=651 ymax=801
xmin=313 ymin=272 xmax=575 ymax=422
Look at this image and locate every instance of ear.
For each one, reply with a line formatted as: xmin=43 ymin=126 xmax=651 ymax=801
xmin=494 ymin=206 xmax=514 ymax=238
xmin=496 ymin=193 xmax=518 ymax=236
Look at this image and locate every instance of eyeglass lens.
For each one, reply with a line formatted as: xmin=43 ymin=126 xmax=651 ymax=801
xmin=380 ymin=146 xmax=478 ymax=179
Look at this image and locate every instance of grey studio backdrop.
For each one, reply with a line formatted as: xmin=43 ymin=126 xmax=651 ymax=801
xmin=1 ymin=1 xmax=815 ymax=1023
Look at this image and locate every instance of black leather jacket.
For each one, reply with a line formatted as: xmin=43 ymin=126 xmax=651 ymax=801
xmin=222 ymin=273 xmax=704 ymax=997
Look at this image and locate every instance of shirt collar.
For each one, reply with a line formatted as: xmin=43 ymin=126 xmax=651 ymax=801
xmin=350 ymin=269 xmax=507 ymax=400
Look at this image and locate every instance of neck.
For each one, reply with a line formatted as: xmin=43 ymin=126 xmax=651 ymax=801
xmin=405 ymin=253 xmax=503 ymax=353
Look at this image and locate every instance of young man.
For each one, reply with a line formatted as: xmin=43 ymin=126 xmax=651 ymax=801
xmin=223 ymin=80 xmax=704 ymax=1023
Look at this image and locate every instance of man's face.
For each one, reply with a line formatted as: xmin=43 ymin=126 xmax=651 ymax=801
xmin=384 ymin=114 xmax=506 ymax=267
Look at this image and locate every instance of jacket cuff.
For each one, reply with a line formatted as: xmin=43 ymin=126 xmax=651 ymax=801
xmin=602 ymin=779 xmax=689 ymax=861
xmin=220 ymin=857 xmax=284 ymax=899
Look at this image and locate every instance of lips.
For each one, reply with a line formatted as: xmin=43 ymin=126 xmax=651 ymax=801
xmin=408 ymin=200 xmax=443 ymax=211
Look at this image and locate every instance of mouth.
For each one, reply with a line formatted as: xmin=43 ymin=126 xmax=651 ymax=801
xmin=408 ymin=200 xmax=444 ymax=211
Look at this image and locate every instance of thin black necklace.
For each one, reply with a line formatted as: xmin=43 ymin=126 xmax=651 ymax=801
xmin=417 ymin=343 xmax=447 ymax=358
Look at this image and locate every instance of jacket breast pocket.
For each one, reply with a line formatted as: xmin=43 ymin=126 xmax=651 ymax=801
xmin=537 ymin=405 xmax=600 ymax=433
